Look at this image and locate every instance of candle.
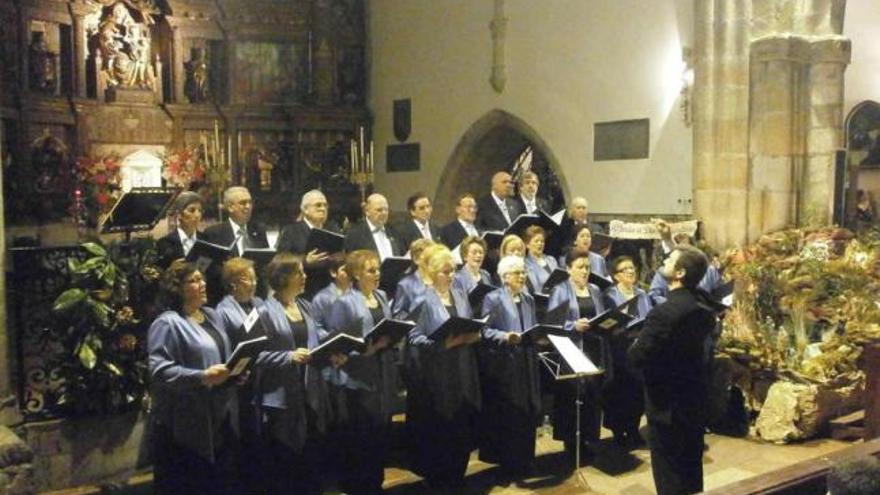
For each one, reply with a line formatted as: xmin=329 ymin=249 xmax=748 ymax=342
xmin=359 ymin=126 xmax=364 ymax=158
xmin=369 ymin=141 xmax=374 ymax=174
xmin=237 ymin=132 xmax=242 ymax=161
xmin=227 ymin=135 xmax=232 ymax=167
xmin=350 ymin=140 xmax=355 ymax=174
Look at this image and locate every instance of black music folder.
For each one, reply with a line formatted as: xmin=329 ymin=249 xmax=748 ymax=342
xmin=379 ymin=256 xmax=414 ymax=294
xmin=537 ymin=208 xmax=566 ymax=229
xmin=504 ymin=213 xmax=542 ymax=238
xmin=521 ymin=323 xmax=567 ymax=345
xmin=481 ymin=231 xmax=504 ymax=250
xmin=543 ymin=303 xmax=570 ymax=326
xmin=306 ymin=228 xmax=345 ymax=254
xmin=242 ymin=246 xmax=277 ymax=266
xmin=468 ymin=281 xmax=497 ymax=307
xmin=310 ymin=333 xmax=366 ymax=364
xmin=589 ymin=272 xmax=614 ymax=291
xmin=431 ymin=316 xmax=488 ymax=348
xmin=366 ymin=318 xmax=416 ymax=346
xmin=588 ymin=297 xmax=638 ymax=333
xmin=226 ymin=335 xmax=270 ymax=377
xmin=187 ymin=238 xmax=235 ymax=273
xmin=541 ymin=268 xmax=570 ymax=293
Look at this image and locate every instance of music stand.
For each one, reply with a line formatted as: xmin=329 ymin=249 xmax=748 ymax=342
xmin=538 ymin=334 xmax=603 ymax=489
xmin=101 ymin=187 xmax=180 ymax=242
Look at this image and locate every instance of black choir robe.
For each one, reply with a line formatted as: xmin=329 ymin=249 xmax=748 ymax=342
xmin=478 ymin=287 xmax=541 ymax=473
xmin=547 ymin=281 xmax=607 ymax=448
xmin=325 ymin=288 xmax=396 ymax=495
xmin=406 ymin=288 xmax=481 ymax=486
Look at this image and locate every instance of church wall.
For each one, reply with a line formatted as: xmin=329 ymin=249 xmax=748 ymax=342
xmin=843 ymin=1 xmax=880 ymax=113
xmin=368 ymin=0 xmax=694 ymax=217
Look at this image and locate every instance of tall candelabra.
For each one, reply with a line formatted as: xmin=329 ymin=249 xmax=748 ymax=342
xmin=200 ymin=120 xmax=232 ymax=221
xmin=349 ymin=126 xmax=374 ymax=202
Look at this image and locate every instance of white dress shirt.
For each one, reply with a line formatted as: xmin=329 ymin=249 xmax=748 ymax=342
xmin=414 ymin=219 xmax=433 ymax=240
xmin=521 ymin=194 xmax=537 ymax=214
xmin=492 ymin=192 xmax=512 ymax=224
xmin=366 ymin=218 xmax=394 ymax=261
xmin=178 ymin=228 xmax=198 ymax=257
xmin=229 ymin=218 xmax=248 ymax=255
xmin=458 ymin=219 xmax=479 ymax=237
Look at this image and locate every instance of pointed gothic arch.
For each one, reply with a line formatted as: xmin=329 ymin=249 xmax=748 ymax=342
xmin=433 ymin=109 xmax=568 ymax=223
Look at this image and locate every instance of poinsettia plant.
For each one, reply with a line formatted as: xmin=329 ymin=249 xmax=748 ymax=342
xmin=73 ymin=154 xmax=122 ymax=228
xmin=162 ymin=147 xmax=206 ymax=189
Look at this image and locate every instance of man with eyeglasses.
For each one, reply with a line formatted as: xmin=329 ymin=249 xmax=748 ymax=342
xmin=204 ymin=186 xmax=269 ymax=255
xmin=440 ymin=193 xmax=481 ymax=250
xmin=203 ymin=186 xmax=270 ymax=303
xmin=276 ymin=189 xmax=341 ymax=298
xmin=343 ymin=193 xmax=403 ymax=261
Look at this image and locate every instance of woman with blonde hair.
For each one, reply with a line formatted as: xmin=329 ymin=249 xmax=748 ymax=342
xmin=406 ymin=244 xmax=482 ymax=488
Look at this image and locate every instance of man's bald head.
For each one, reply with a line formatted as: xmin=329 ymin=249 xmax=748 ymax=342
xmin=364 ymin=193 xmax=389 ymax=227
xmin=491 ymin=172 xmax=514 ymax=198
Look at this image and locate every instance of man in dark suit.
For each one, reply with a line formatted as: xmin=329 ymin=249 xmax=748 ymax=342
xmin=344 ymin=193 xmax=403 ymax=260
xmin=476 ymin=171 xmax=521 ymax=232
xmin=203 ymin=186 xmax=269 ymax=254
xmin=514 ymin=171 xmax=550 ymax=214
xmin=395 ymin=192 xmax=442 ymax=254
xmin=202 ymin=186 xmax=269 ymax=303
xmin=440 ymin=193 xmax=481 ymax=250
xmin=276 ymin=189 xmax=341 ymax=298
xmin=628 ymin=245 xmax=717 ymax=495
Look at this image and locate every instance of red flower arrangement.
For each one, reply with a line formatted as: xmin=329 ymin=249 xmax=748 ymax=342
xmin=162 ymin=148 xmax=206 ymax=189
xmin=74 ymin=154 xmax=122 ymax=227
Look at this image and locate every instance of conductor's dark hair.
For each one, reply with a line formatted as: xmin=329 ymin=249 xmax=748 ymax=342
xmin=160 ymin=259 xmax=199 ymax=312
xmin=406 ymin=192 xmax=429 ymax=211
xmin=827 ymin=455 xmax=880 ymax=495
xmin=672 ymin=245 xmax=708 ymax=289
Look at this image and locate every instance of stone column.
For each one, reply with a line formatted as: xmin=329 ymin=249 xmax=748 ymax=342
xmin=747 ymin=35 xmax=809 ymax=240
xmin=803 ymin=37 xmax=850 ymax=223
xmin=692 ymin=0 xmax=751 ymax=248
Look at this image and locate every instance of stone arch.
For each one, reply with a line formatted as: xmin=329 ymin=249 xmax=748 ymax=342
xmin=433 ymin=109 xmax=568 ymax=223
xmin=845 ymin=100 xmax=880 ymax=226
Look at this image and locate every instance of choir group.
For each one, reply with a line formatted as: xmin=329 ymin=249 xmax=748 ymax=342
xmin=147 ymin=170 xmax=723 ymax=495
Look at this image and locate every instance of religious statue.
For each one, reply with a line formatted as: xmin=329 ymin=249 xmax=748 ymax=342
xmin=95 ymin=1 xmax=156 ymax=90
xmin=184 ymin=48 xmax=210 ymax=103
xmin=29 ymin=31 xmax=57 ymax=94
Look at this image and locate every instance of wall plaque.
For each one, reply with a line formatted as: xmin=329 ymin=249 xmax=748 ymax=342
xmin=387 ymin=143 xmax=420 ymax=172
xmin=594 ymin=118 xmax=650 ymax=161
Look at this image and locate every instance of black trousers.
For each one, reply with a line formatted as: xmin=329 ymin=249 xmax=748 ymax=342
xmin=648 ymin=419 xmax=705 ymax=495
xmin=152 ymin=420 xmax=240 ymax=495
xmin=336 ymin=388 xmax=391 ymax=495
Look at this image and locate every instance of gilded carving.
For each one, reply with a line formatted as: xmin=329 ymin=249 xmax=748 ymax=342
xmin=92 ymin=1 xmax=158 ymax=90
